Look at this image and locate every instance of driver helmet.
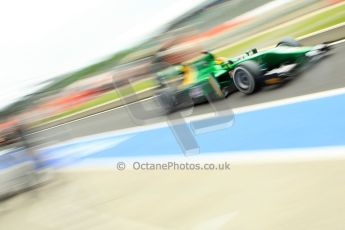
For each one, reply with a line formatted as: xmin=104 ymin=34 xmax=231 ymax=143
xmin=215 ymin=56 xmax=226 ymax=65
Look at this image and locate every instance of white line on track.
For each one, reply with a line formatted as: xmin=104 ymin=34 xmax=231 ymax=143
xmin=297 ymin=22 xmax=345 ymax=41
xmin=329 ymin=38 xmax=345 ymax=46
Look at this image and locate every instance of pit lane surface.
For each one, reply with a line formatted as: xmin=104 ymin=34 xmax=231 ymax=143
xmin=31 ymin=42 xmax=345 ymax=144
xmin=2 ymin=158 xmax=345 ymax=230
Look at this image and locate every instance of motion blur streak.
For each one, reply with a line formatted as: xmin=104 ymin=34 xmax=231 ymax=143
xmin=1 ymin=0 xmax=345 ymax=229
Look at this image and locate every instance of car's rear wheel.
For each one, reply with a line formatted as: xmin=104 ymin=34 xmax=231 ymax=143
xmin=156 ymin=88 xmax=176 ymax=114
xmin=277 ymin=37 xmax=301 ymax=47
xmin=233 ymin=61 xmax=262 ymax=95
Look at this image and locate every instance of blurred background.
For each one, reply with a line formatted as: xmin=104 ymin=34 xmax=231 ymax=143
xmin=0 ymin=0 xmax=345 ymax=229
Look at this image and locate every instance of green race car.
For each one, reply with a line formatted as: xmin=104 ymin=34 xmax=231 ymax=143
xmin=156 ymin=38 xmax=330 ymax=113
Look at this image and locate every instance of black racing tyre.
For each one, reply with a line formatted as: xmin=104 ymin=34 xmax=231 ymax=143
xmin=233 ymin=61 xmax=262 ymax=95
xmin=277 ymin=37 xmax=301 ymax=47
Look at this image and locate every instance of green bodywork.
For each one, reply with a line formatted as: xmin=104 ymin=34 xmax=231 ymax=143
xmin=227 ymin=46 xmax=312 ymax=69
xmin=157 ymin=45 xmax=314 ymax=100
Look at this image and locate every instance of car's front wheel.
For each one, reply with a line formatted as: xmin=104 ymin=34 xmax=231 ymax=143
xmin=233 ymin=61 xmax=262 ymax=95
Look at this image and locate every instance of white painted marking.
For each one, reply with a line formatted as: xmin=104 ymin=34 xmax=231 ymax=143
xmin=233 ymin=86 xmax=345 ymax=114
xmin=298 ymin=22 xmax=345 ymax=40
xmin=329 ymin=38 xmax=345 ymax=46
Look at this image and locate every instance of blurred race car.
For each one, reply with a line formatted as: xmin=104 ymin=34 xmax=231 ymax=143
xmin=156 ymin=38 xmax=330 ymax=113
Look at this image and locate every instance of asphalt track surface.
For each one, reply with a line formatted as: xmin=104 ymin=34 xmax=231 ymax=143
xmin=31 ymin=42 xmax=345 ymax=145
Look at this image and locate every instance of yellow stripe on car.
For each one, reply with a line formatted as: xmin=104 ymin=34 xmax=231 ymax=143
xmin=182 ymin=65 xmax=197 ymax=86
